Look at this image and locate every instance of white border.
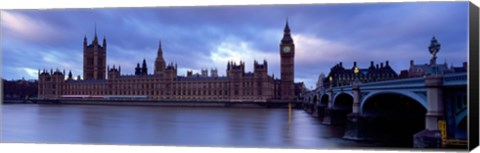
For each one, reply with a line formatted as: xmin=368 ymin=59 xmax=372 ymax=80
xmin=0 ymin=0 xmax=473 ymax=9
xmin=1 ymin=0 xmax=477 ymax=153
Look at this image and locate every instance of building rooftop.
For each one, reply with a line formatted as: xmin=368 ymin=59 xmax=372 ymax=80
xmin=177 ymin=76 xmax=229 ymax=81
xmin=66 ymin=80 xmax=108 ymax=83
xmin=410 ymin=63 xmax=450 ymax=74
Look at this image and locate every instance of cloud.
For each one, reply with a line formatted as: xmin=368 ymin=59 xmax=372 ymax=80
xmin=293 ymin=34 xmax=352 ymax=64
xmin=0 ymin=2 xmax=469 ymax=90
xmin=208 ymin=35 xmax=278 ymax=76
xmin=22 ymin=67 xmax=38 ymax=78
xmin=1 ymin=11 xmax=65 ymax=43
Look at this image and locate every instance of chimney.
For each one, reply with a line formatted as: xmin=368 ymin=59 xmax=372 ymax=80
xmin=463 ymin=62 xmax=467 ymax=68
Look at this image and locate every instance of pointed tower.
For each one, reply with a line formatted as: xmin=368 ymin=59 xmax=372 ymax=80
xmin=93 ymin=23 xmax=98 ymax=45
xmin=279 ymin=19 xmax=295 ymax=100
xmin=103 ymin=36 xmax=107 ymax=50
xmin=83 ymin=35 xmax=87 ymax=49
xmin=142 ymin=58 xmax=148 ymax=75
xmin=135 ymin=63 xmax=141 ymax=75
xmin=83 ymin=23 xmax=107 ymax=80
xmin=154 ymin=40 xmax=166 ymax=75
xmin=68 ymin=70 xmax=73 ymax=80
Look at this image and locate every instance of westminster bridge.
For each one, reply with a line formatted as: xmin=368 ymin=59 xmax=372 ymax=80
xmin=302 ymin=72 xmax=467 ymax=148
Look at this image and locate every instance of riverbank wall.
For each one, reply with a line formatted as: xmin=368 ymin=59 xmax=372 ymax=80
xmin=20 ymin=99 xmax=303 ymax=109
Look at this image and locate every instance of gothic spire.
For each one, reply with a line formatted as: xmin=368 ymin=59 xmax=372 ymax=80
xmin=142 ymin=58 xmax=148 ymax=75
xmin=84 ymin=34 xmax=87 ymax=46
xmin=103 ymin=36 xmax=107 ymax=48
xmin=281 ymin=19 xmax=293 ymax=43
xmin=95 ymin=22 xmax=97 ymax=37
xmin=93 ymin=23 xmax=98 ymax=43
xmin=157 ymin=39 xmax=163 ymax=57
xmin=159 ymin=39 xmax=162 ymax=49
xmin=68 ymin=70 xmax=72 ymax=79
xmin=284 ymin=18 xmax=290 ymax=33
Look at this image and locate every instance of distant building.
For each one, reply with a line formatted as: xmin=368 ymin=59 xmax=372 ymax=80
xmin=38 ymin=21 xmax=299 ymax=101
xmin=399 ymin=60 xmax=467 ymax=78
xmin=316 ymin=73 xmax=326 ymax=89
xmin=294 ymin=82 xmax=307 ymax=100
xmin=324 ymin=61 xmax=398 ymax=87
xmin=399 ymin=36 xmax=467 ymax=78
xmin=3 ymin=78 xmax=38 ymax=99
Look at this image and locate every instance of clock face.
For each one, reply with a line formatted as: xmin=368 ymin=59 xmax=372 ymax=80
xmin=283 ymin=46 xmax=291 ymax=53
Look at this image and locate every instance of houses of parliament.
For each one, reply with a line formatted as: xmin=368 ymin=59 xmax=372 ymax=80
xmin=38 ymin=22 xmax=301 ymax=101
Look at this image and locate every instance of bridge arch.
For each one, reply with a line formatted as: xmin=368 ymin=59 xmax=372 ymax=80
xmin=320 ymin=94 xmax=329 ymax=106
xmin=333 ymin=93 xmax=354 ymax=110
xmin=312 ymin=94 xmax=318 ymax=104
xmin=332 ymin=92 xmax=354 ymax=107
xmin=359 ymin=90 xmax=427 ymax=146
xmin=455 ymin=116 xmax=467 ymax=140
xmin=360 ymin=90 xmax=427 ymax=115
xmin=330 ymin=92 xmax=354 ymax=125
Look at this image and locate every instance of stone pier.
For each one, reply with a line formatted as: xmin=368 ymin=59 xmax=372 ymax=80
xmin=414 ymin=75 xmax=444 ymax=148
xmin=343 ymin=81 xmax=370 ymax=140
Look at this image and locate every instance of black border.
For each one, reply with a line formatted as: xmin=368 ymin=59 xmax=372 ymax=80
xmin=469 ymin=1 xmax=479 ymax=151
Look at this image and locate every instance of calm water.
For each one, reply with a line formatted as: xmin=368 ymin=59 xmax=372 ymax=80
xmin=1 ymin=104 xmax=383 ymax=149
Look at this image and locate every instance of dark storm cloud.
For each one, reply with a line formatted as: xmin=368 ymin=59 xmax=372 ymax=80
xmin=1 ymin=2 xmax=469 ymax=89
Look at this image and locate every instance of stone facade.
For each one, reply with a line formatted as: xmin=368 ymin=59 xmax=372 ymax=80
xmin=398 ymin=60 xmax=467 ymax=78
xmin=83 ymin=31 xmax=107 ymax=80
xmin=323 ymin=61 xmax=399 ymax=87
xmin=39 ymin=22 xmax=297 ymax=101
xmin=3 ymin=78 xmax=38 ymax=99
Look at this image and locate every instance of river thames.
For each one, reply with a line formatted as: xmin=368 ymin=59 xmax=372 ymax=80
xmin=2 ymin=104 xmax=389 ymax=149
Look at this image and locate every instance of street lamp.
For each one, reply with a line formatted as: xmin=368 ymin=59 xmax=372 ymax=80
xmin=354 ymin=66 xmax=360 ymax=84
xmin=329 ymin=76 xmax=333 ymax=88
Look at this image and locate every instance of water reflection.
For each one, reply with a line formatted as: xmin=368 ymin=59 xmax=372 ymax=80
xmin=2 ymin=104 xmax=382 ymax=149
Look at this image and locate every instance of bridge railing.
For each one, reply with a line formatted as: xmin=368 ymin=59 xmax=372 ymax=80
xmin=332 ymin=73 xmax=466 ymax=91
xmin=328 ymin=80 xmax=422 ymax=92
xmin=361 ymin=77 xmax=424 ymax=87
xmin=443 ymin=72 xmax=467 ymax=86
xmin=305 ymin=72 xmax=467 ymax=97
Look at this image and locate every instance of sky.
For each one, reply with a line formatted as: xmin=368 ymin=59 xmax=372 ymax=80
xmin=1 ymin=2 xmax=469 ymax=89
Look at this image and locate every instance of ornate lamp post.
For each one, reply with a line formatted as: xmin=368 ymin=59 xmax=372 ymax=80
xmin=429 ymin=36 xmax=441 ymax=75
xmin=414 ymin=36 xmax=445 ymax=148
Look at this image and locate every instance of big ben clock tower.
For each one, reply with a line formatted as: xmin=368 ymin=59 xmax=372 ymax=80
xmin=280 ymin=20 xmax=295 ymax=100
